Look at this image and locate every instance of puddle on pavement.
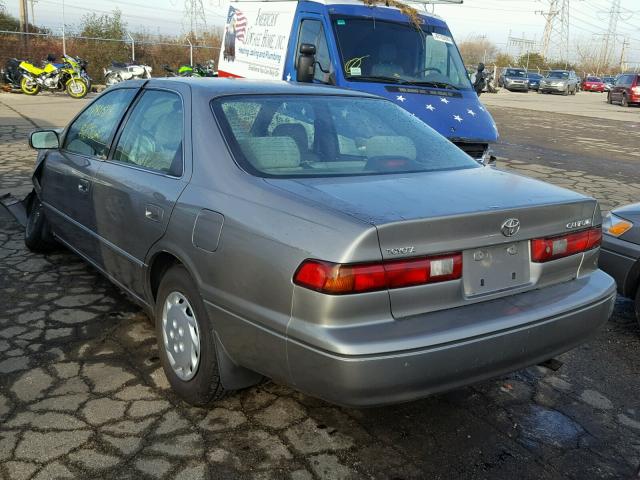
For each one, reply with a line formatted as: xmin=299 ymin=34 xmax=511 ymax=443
xmin=519 ymin=404 xmax=584 ymax=448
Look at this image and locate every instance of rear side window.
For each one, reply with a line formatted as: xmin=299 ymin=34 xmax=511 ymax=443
xmin=112 ymin=90 xmax=184 ymax=176
xmin=64 ymin=89 xmax=136 ymax=158
xmin=213 ymin=94 xmax=478 ymax=178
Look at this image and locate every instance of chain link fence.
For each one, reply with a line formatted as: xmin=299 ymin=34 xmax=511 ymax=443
xmin=1 ymin=30 xmax=221 ymax=84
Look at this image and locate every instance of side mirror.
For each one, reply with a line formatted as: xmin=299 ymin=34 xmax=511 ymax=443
xmin=29 ymin=130 xmax=59 ymax=150
xmin=296 ymin=43 xmax=316 ymax=83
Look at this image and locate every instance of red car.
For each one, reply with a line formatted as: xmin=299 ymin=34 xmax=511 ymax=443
xmin=581 ymin=76 xmax=606 ymax=92
xmin=608 ymin=73 xmax=640 ymax=107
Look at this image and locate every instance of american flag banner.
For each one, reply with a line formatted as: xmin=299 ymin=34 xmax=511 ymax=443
xmin=227 ymin=6 xmax=247 ymax=43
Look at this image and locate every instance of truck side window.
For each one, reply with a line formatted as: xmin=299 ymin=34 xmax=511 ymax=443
xmin=297 ymin=20 xmax=333 ymax=83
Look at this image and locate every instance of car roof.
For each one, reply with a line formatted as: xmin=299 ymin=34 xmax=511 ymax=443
xmin=144 ymin=78 xmax=379 ymax=99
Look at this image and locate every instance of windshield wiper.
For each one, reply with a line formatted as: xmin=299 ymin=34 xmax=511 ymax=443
xmin=345 ymin=75 xmax=408 ymax=84
xmin=401 ymin=80 xmax=460 ymax=90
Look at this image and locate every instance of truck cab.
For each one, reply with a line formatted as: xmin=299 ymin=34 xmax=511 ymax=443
xmin=218 ymin=0 xmax=498 ymax=160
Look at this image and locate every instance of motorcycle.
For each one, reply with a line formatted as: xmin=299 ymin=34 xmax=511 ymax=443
xmin=18 ymin=55 xmax=89 ymax=98
xmin=43 ymin=54 xmax=92 ymax=92
xmin=163 ymin=62 xmax=216 ymax=78
xmin=104 ymin=61 xmax=152 ymax=86
xmin=2 ymin=58 xmax=24 ymax=91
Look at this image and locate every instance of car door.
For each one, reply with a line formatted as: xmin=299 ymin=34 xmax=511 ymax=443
xmin=612 ymin=75 xmax=626 ymax=102
xmin=91 ymin=84 xmax=191 ymax=298
xmin=40 ymin=87 xmax=138 ymax=262
xmin=292 ymin=17 xmax=335 ymax=84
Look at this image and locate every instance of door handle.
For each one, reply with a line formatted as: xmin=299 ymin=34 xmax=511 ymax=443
xmin=144 ymin=204 xmax=164 ymax=222
xmin=77 ymin=179 xmax=90 ymax=194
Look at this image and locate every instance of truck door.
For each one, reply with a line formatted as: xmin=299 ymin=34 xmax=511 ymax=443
xmin=291 ymin=16 xmax=335 ymax=84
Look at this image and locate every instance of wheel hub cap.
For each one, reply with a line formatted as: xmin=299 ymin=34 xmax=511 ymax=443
xmin=162 ymin=291 xmax=200 ymax=380
xmin=70 ymin=82 xmax=83 ymax=94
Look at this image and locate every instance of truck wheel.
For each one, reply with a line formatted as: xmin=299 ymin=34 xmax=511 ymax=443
xmin=607 ymin=92 xmax=612 ymax=104
xmin=155 ymin=264 xmax=227 ymax=406
xmin=25 ymin=197 xmax=55 ymax=252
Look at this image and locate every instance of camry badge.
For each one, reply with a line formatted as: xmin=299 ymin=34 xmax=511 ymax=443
xmin=501 ymin=218 xmax=520 ymax=237
xmin=566 ymin=218 xmax=592 ymax=229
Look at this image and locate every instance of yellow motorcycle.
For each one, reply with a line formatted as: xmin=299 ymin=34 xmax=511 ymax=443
xmin=18 ymin=55 xmax=88 ymax=99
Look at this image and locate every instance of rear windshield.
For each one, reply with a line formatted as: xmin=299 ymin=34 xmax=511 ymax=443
xmin=586 ymin=76 xmax=601 ymax=82
xmin=212 ymin=95 xmax=478 ymax=178
xmin=505 ymin=69 xmax=526 ymax=77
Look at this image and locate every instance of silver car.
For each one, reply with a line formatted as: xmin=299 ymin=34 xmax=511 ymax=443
xmin=25 ymin=79 xmax=615 ymax=407
xmin=539 ymin=70 xmax=579 ymax=95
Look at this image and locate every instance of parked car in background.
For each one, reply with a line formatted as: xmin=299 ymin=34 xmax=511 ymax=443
xmin=24 ymin=78 xmax=615 ymax=407
xmin=527 ymin=72 xmax=543 ymax=91
xmin=539 ymin=70 xmax=579 ymax=95
xmin=499 ymin=68 xmax=529 ymax=92
xmin=581 ymin=76 xmax=606 ymax=92
xmin=599 ymin=204 xmax=640 ymax=327
xmin=602 ymin=76 xmax=615 ymax=91
xmin=608 ymin=73 xmax=640 ymax=107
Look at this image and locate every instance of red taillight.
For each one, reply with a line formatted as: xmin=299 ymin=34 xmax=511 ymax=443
xmin=531 ymin=227 xmax=602 ymax=263
xmin=293 ymin=253 xmax=462 ymax=294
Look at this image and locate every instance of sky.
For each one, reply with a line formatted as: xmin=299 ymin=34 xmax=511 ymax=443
xmin=4 ymin=0 xmax=639 ymax=65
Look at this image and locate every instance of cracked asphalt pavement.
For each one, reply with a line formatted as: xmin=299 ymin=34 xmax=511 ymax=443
xmin=1 ymin=92 xmax=640 ymax=480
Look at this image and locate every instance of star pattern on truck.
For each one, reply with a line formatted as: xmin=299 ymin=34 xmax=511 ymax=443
xmin=453 ymin=115 xmax=463 ymax=122
xmin=396 ymin=95 xmax=406 ymax=102
xmin=425 ymin=104 xmax=435 ymax=111
xmin=440 ymin=97 xmax=450 ymax=104
xmin=467 ymin=109 xmax=476 ymax=116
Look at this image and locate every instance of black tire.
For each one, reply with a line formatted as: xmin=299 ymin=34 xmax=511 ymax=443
xmin=155 ymin=264 xmax=226 ymax=406
xmin=634 ymin=287 xmax=640 ymax=329
xmin=24 ymin=197 xmax=55 ymax=252
xmin=622 ymin=94 xmax=629 ymax=107
xmin=607 ymin=92 xmax=613 ymax=104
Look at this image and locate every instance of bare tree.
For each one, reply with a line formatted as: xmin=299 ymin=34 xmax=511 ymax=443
xmin=458 ymin=36 xmax=498 ymax=66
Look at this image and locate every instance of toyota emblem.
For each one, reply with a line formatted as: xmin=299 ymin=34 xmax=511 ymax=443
xmin=501 ymin=218 xmax=520 ymax=237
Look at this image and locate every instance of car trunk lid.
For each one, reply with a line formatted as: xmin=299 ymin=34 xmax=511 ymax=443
xmin=267 ymin=167 xmax=598 ymax=317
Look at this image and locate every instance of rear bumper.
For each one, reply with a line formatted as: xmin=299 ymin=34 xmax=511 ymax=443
xmin=287 ymin=270 xmax=615 ymax=407
xmin=600 ymin=234 xmax=640 ymax=296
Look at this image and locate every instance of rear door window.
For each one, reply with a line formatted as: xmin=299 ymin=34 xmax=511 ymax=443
xmin=64 ymin=89 xmax=136 ymax=158
xmin=112 ymin=90 xmax=184 ymax=176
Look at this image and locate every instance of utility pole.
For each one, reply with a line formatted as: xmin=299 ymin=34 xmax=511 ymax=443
xmin=538 ymin=0 xmax=558 ymax=59
xmin=184 ymin=0 xmax=207 ymax=40
xmin=19 ymin=0 xmax=29 ymax=32
xmin=600 ymin=0 xmax=621 ymax=72
xmin=619 ymin=38 xmax=628 ymax=73
xmin=537 ymin=0 xmax=570 ymax=64
xmin=508 ymin=35 xmax=537 ymax=69
xmin=19 ymin=0 xmax=29 ymax=51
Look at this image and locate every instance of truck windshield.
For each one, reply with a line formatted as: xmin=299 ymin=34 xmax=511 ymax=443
xmin=212 ymin=95 xmax=478 ymax=178
xmin=331 ymin=16 xmax=471 ymax=90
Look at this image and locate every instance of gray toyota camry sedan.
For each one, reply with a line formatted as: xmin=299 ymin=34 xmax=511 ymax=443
xmin=24 ymin=78 xmax=615 ymax=407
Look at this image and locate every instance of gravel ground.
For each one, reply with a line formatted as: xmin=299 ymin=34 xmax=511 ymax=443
xmin=1 ymin=92 xmax=639 ymax=480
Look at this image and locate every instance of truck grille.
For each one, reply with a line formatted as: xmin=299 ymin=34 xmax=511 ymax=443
xmin=453 ymin=142 xmax=487 ymax=159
